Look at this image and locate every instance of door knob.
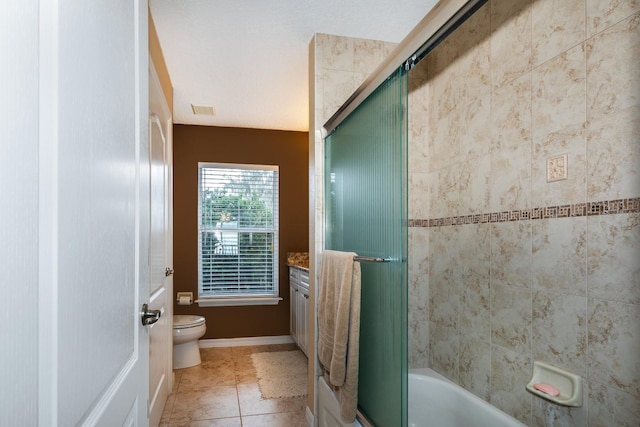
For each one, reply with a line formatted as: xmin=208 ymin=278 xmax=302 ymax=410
xmin=165 ymin=267 xmax=174 ymax=277
xmin=141 ymin=303 xmax=162 ymax=326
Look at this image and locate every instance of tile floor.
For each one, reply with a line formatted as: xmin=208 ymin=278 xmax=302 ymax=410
xmin=160 ymin=343 xmax=309 ymax=427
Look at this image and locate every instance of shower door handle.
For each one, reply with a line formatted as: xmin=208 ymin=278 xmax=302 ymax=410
xmin=140 ymin=303 xmax=162 ymax=326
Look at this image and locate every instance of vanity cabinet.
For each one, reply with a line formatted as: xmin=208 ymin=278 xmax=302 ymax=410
xmin=289 ymin=266 xmax=309 ymax=356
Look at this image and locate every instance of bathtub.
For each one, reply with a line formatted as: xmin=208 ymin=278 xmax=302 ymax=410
xmin=408 ymin=368 xmax=526 ymax=427
xmin=317 ymin=368 xmax=525 ymax=427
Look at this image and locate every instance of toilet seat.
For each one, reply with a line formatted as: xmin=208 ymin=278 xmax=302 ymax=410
xmin=173 ymin=315 xmax=205 ymax=329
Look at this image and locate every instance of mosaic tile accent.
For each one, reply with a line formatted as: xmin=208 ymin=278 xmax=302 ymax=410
xmin=409 ymin=198 xmax=640 ymax=228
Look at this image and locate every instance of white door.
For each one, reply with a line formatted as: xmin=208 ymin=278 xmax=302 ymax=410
xmin=1 ymin=1 xmax=40 ymax=425
xmin=148 ymin=62 xmax=174 ymax=426
xmin=38 ymin=0 xmax=151 ymax=425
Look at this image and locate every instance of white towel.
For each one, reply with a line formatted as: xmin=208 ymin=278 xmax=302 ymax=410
xmin=317 ymin=250 xmax=361 ymax=423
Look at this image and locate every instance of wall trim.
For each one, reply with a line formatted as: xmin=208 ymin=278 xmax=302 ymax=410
xmin=409 ymin=197 xmax=640 ymax=228
xmin=199 ymin=335 xmax=294 ymax=348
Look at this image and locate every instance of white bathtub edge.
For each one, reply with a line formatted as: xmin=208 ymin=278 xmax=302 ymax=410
xmin=408 ymin=368 xmax=527 ymax=427
xmin=306 ymin=404 xmax=314 ymax=427
xmin=317 ymin=368 xmax=525 ymax=427
xmin=317 ymin=375 xmax=362 ymax=427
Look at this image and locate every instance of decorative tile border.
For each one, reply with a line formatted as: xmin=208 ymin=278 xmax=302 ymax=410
xmin=409 ymin=198 xmax=640 ymax=228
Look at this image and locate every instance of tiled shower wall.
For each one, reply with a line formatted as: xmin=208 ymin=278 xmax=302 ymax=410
xmin=408 ymin=1 xmax=639 ymax=426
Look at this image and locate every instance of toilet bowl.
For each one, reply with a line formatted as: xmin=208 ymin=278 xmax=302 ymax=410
xmin=173 ymin=315 xmax=206 ymax=369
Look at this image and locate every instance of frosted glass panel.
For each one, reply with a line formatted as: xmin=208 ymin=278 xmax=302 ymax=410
xmin=325 ymin=67 xmax=408 ymax=427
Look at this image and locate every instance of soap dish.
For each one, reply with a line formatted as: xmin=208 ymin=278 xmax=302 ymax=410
xmin=525 ymin=361 xmax=583 ymax=407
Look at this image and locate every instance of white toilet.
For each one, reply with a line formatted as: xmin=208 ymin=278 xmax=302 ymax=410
xmin=172 ymin=315 xmax=206 ymax=369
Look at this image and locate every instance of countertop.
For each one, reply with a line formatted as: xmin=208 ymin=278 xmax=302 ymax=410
xmin=287 ymin=251 xmax=309 ymax=270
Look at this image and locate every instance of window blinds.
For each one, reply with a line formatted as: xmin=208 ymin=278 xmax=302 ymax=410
xmin=198 ymin=163 xmax=279 ymax=297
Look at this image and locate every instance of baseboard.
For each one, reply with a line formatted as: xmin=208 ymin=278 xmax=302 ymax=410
xmin=199 ymin=335 xmax=295 ymax=348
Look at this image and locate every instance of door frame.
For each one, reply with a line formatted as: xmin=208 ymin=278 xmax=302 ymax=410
xmin=149 ymin=55 xmax=175 ymax=402
xmin=149 ymin=58 xmax=174 ymax=392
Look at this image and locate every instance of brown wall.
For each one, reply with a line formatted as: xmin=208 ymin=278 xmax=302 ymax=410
xmin=173 ymin=125 xmax=309 ymax=339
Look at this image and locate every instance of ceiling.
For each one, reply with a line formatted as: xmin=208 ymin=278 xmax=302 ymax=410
xmin=149 ymin=0 xmax=439 ymax=132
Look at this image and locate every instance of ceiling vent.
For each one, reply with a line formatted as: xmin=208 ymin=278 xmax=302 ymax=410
xmin=191 ymin=104 xmax=216 ymax=116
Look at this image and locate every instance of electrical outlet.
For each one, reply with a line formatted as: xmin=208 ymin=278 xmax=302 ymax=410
xmin=547 ymin=154 xmax=568 ymax=182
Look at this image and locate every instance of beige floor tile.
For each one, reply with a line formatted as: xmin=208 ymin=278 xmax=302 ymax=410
xmin=160 ymin=391 xmax=177 ymax=423
xmin=237 ymin=383 xmax=306 ymax=416
xmin=232 ymin=343 xmax=297 ymax=358
xmin=200 ymin=347 xmax=234 ymax=360
xmin=188 ymin=417 xmax=242 ymax=427
xmin=234 ymin=369 xmax=258 ymax=385
xmin=230 ymin=346 xmax=258 ymax=357
xmin=241 ymin=411 xmax=307 ymax=427
xmin=201 ymin=353 xmax=234 ymax=367
xmin=163 ymin=344 xmax=308 ymax=427
xmin=170 ymin=387 xmax=240 ymax=423
xmin=174 ymin=369 xmax=185 ymax=384
xmin=232 ymin=358 xmax=257 ymax=383
xmin=162 ymin=418 xmax=241 ymax=427
xmin=259 ymin=343 xmax=299 ymax=353
xmin=178 ymin=364 xmax=236 ymax=391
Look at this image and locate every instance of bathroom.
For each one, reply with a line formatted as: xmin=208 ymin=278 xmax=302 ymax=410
xmin=7 ymin=0 xmax=637 ymax=425
xmin=164 ymin=1 xmax=639 ymax=426
xmin=168 ymin=1 xmax=639 ymax=426
xmin=310 ymin=1 xmax=639 ymax=426
xmin=165 ymin=125 xmax=311 ymax=425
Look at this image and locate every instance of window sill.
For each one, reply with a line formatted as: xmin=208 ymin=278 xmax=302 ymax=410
xmin=196 ymin=297 xmax=282 ymax=307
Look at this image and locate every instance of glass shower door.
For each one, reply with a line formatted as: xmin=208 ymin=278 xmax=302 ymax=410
xmin=325 ymin=67 xmax=408 ymax=427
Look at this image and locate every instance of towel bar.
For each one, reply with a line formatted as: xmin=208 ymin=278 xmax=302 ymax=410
xmin=353 ymin=256 xmax=390 ymax=263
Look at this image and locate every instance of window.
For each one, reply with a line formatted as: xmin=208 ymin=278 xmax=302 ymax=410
xmin=197 ymin=162 xmax=280 ymax=306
